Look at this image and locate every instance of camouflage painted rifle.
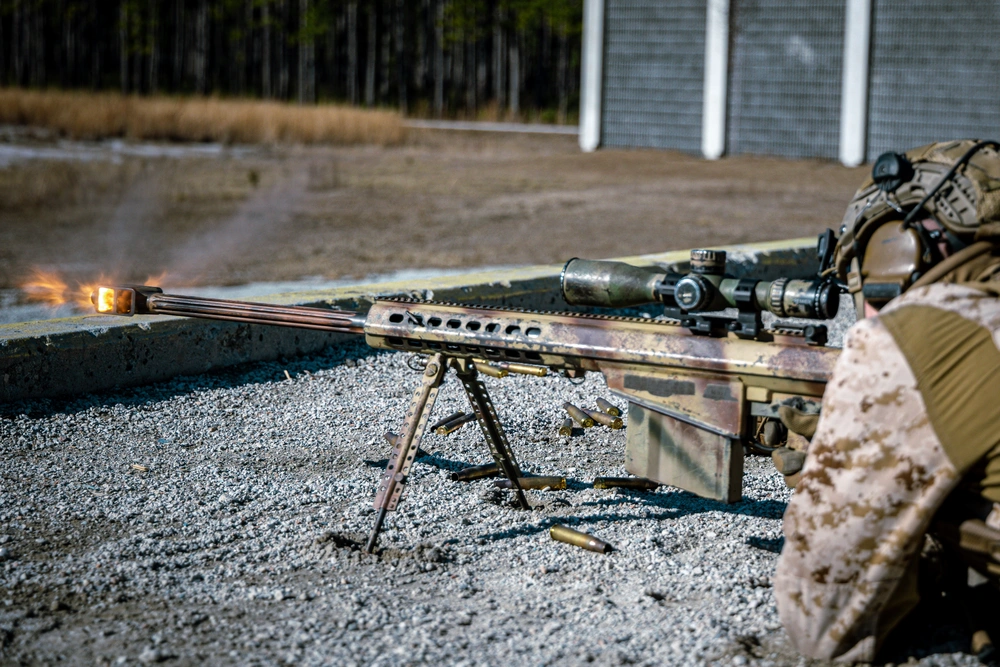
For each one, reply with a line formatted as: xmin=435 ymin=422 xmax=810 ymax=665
xmin=92 ymin=248 xmax=842 ymax=552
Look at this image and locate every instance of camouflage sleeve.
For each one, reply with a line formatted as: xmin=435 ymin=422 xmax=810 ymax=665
xmin=774 ymin=315 xmax=962 ymax=662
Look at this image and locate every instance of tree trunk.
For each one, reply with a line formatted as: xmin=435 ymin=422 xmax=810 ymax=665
xmin=380 ymin=0 xmax=390 ymax=103
xmin=347 ymin=2 xmax=358 ymax=104
xmin=364 ymin=1 xmax=376 ymax=107
xmin=12 ymin=2 xmax=21 ymax=86
xmin=298 ymin=0 xmax=308 ymax=103
xmin=173 ymin=0 xmax=184 ymax=90
xmin=149 ymin=1 xmax=159 ymax=93
xmin=395 ymin=0 xmax=407 ymax=114
xmin=132 ymin=8 xmax=142 ymax=95
xmin=494 ymin=5 xmax=505 ymax=112
xmin=557 ymin=24 xmax=567 ymax=123
xmin=120 ymin=3 xmax=128 ymax=94
xmin=195 ymin=0 xmax=208 ymax=94
xmin=90 ymin=26 xmax=100 ymax=90
xmin=433 ymin=0 xmax=443 ymax=117
xmin=326 ymin=11 xmax=340 ymax=100
xmin=477 ymin=38 xmax=487 ymax=107
xmin=414 ymin=0 xmax=425 ymax=94
xmin=278 ymin=0 xmax=288 ymax=98
xmin=246 ymin=1 xmax=253 ymax=95
xmin=31 ymin=4 xmax=43 ymax=87
xmin=465 ymin=17 xmax=475 ymax=114
xmin=262 ymin=1 xmax=271 ymax=98
xmin=508 ymin=29 xmax=519 ymax=118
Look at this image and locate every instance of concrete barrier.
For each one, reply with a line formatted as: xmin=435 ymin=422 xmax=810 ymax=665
xmin=0 ymin=238 xmax=819 ymax=403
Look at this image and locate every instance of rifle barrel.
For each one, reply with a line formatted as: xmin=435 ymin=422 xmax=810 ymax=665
xmin=146 ymin=293 xmax=365 ymax=334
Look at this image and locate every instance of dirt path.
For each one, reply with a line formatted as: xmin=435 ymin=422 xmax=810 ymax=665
xmin=0 ymin=130 xmax=867 ymax=292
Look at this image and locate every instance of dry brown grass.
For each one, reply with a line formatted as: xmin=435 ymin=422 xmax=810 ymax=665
xmin=0 ymin=88 xmax=406 ymax=145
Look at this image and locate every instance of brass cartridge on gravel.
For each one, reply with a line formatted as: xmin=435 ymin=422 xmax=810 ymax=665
xmin=550 ymin=524 xmax=613 ymax=554
xmin=593 ymin=477 xmax=659 ymax=491
xmin=428 ymin=411 xmax=465 ymax=433
xmin=472 ymin=360 xmax=508 ymax=378
xmin=497 ymin=362 xmax=548 ymax=377
xmin=451 ymin=463 xmax=501 ymax=482
xmin=558 ymin=418 xmax=574 ymax=436
xmin=595 ymin=398 xmax=621 ymax=417
xmin=563 ymin=402 xmax=594 ymax=428
xmin=435 ymin=413 xmax=477 ymax=435
xmin=495 ymin=476 xmax=567 ymax=490
xmin=585 ymin=409 xmax=623 ymax=430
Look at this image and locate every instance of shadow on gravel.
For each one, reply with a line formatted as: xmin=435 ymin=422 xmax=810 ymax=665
xmin=474 ymin=491 xmax=788 ymax=544
xmin=577 ymin=489 xmax=787 ymax=520
xmin=0 ymin=339 xmax=384 ymax=420
xmin=746 ymin=536 xmax=784 ymax=553
xmin=362 ymin=454 xmax=477 ymax=473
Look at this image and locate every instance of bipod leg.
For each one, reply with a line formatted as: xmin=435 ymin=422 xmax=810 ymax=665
xmin=365 ymin=353 xmax=448 ymax=553
xmin=455 ymin=362 xmax=530 ymax=510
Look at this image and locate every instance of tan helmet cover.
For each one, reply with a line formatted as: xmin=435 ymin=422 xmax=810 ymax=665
xmin=834 ymin=140 xmax=1000 ymax=294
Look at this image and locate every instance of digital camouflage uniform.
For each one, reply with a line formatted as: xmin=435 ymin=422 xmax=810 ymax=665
xmin=775 ymin=278 xmax=1000 ymax=661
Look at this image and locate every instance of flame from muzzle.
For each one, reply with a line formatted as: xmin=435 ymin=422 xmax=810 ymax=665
xmin=20 ymin=269 xmax=170 ymax=312
xmin=95 ymin=287 xmax=116 ymax=313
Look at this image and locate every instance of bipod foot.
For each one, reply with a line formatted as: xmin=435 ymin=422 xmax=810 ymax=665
xmin=365 ymin=508 xmax=388 ymax=554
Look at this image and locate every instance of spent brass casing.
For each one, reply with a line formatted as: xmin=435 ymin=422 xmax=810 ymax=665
xmin=558 ymin=418 xmax=574 ymax=436
xmin=451 ymin=462 xmax=501 ymax=482
xmin=585 ymin=409 xmax=623 ymax=430
xmin=498 ymin=362 xmax=548 ymax=377
xmin=428 ymin=411 xmax=465 ymax=433
xmin=595 ymin=397 xmax=621 ymax=417
xmin=473 ymin=361 xmax=508 ymax=378
xmin=435 ymin=412 xmax=477 ymax=435
xmin=549 ymin=524 xmax=612 ymax=554
xmin=495 ymin=476 xmax=567 ymax=490
xmin=592 ymin=477 xmax=659 ymax=491
xmin=563 ymin=402 xmax=594 ymax=428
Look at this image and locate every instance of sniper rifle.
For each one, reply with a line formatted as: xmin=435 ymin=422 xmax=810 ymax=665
xmin=91 ymin=246 xmax=843 ymax=552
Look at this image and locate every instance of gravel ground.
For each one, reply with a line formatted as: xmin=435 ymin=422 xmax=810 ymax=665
xmin=0 ymin=337 xmax=983 ymax=666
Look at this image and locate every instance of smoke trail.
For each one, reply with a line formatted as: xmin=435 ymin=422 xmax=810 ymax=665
xmin=162 ymin=165 xmax=310 ymax=285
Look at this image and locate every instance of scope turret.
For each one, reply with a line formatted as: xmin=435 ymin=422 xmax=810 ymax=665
xmin=561 ymin=251 xmax=839 ymax=322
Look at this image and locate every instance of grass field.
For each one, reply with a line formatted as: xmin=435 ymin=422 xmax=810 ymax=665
xmin=0 ymin=88 xmax=406 ymax=145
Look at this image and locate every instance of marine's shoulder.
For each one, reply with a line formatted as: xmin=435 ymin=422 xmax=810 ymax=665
xmin=880 ymin=281 xmax=1000 ymax=334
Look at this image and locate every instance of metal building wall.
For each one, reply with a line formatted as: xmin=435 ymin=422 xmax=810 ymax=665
xmin=726 ymin=0 xmax=845 ymax=159
xmin=601 ymin=0 xmax=706 ymax=153
xmin=867 ymin=1 xmax=1000 ymax=159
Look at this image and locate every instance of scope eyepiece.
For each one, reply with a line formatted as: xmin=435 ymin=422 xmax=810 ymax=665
xmin=766 ymin=278 xmax=839 ymax=320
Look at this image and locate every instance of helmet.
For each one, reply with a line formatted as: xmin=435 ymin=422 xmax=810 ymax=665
xmin=832 ymin=140 xmax=1000 ymax=315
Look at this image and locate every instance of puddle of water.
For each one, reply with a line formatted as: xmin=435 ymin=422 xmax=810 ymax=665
xmin=0 ymin=131 xmax=255 ymax=168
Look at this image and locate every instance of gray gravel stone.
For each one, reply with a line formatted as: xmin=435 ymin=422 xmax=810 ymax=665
xmin=0 ymin=338 xmax=977 ymax=665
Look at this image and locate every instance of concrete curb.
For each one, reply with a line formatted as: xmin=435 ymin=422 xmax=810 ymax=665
xmin=0 ymin=238 xmax=818 ymax=403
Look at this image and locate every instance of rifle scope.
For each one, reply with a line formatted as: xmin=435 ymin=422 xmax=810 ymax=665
xmin=561 ymin=250 xmax=839 ymax=320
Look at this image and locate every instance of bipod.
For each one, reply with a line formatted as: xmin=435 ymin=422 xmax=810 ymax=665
xmin=365 ymin=354 xmax=528 ymax=553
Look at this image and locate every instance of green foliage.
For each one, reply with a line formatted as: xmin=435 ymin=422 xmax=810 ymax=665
xmin=1 ymin=0 xmax=583 ymax=119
